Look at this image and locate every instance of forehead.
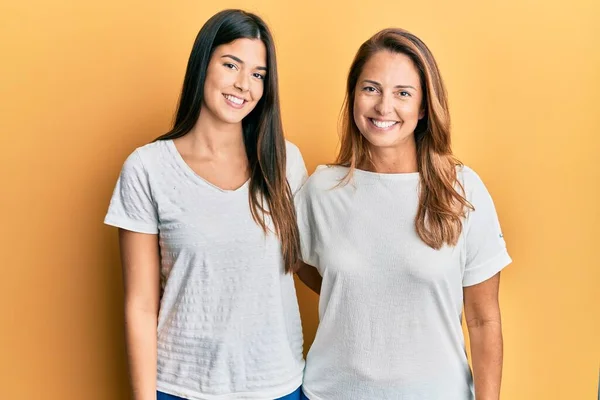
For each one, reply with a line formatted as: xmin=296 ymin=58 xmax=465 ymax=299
xmin=360 ymin=50 xmax=420 ymax=87
xmin=213 ymin=38 xmax=267 ymax=67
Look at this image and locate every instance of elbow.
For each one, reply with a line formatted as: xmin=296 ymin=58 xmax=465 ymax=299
xmin=124 ymin=295 xmax=159 ymax=319
xmin=466 ymin=316 xmax=503 ymax=332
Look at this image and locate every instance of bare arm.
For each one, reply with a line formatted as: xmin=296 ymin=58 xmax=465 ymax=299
xmin=464 ymin=272 xmax=503 ymax=400
xmin=295 ymin=262 xmax=322 ymax=295
xmin=119 ymin=229 xmax=160 ymax=400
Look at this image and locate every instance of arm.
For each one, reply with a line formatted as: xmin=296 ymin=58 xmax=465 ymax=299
xmin=119 ymin=229 xmax=160 ymax=400
xmin=463 ymin=272 xmax=503 ymax=400
xmin=295 ymin=261 xmax=322 ymax=295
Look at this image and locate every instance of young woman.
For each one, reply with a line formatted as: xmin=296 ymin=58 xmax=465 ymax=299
xmin=105 ymin=10 xmax=307 ymax=400
xmin=296 ymin=28 xmax=512 ymax=400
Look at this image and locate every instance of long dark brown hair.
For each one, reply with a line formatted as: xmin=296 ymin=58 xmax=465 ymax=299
xmin=337 ymin=28 xmax=473 ymax=249
xmin=156 ymin=9 xmax=300 ymax=272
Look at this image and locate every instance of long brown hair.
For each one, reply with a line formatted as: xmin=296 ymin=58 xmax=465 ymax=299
xmin=336 ymin=28 xmax=473 ymax=249
xmin=155 ymin=10 xmax=300 ymax=272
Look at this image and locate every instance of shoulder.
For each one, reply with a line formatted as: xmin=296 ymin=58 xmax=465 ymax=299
xmin=285 ymin=140 xmax=303 ymax=168
xmin=285 ymin=139 xmax=301 ymax=156
xmin=121 ymin=140 xmax=169 ymax=174
xmin=299 ymin=165 xmax=349 ymax=196
xmin=133 ymin=140 xmax=167 ymax=164
xmin=284 ymin=140 xmax=308 ymax=193
xmin=457 ymin=165 xmax=489 ymax=200
xmin=457 ymin=165 xmax=501 ymax=219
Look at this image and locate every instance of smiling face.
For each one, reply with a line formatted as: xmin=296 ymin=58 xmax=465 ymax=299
xmin=201 ymin=38 xmax=267 ymax=125
xmin=353 ymin=50 xmax=425 ymax=151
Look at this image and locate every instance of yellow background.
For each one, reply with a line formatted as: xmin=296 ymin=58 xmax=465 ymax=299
xmin=1 ymin=1 xmax=598 ymax=399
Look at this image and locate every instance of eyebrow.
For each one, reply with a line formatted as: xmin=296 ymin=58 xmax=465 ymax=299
xmin=221 ymin=54 xmax=267 ymax=71
xmin=362 ymin=79 xmax=416 ymax=90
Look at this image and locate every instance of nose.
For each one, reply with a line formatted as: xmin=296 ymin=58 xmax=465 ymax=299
xmin=374 ymin=93 xmax=393 ymax=116
xmin=234 ymin=72 xmax=250 ymax=93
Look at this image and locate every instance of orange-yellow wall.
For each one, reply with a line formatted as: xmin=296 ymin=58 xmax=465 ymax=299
xmin=1 ymin=1 xmax=598 ymax=399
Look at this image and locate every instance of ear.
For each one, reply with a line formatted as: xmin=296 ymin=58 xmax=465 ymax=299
xmin=418 ymin=107 xmax=425 ymax=120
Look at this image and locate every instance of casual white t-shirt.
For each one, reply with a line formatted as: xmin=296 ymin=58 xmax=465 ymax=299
xmin=104 ymin=139 xmax=308 ymax=400
xmin=295 ymin=165 xmax=512 ymax=400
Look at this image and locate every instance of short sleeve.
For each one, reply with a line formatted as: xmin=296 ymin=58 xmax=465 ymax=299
xmin=294 ymin=179 xmax=319 ymax=268
xmin=104 ymin=150 xmax=159 ymax=234
xmin=462 ymin=169 xmax=512 ymax=287
xmin=286 ymin=141 xmax=308 ymax=195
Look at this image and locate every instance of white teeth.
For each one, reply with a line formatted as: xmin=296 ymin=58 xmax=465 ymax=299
xmin=225 ymin=94 xmax=244 ymax=105
xmin=371 ymin=119 xmax=397 ymax=128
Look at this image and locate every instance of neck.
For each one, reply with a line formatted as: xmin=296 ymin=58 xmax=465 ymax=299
xmin=185 ymin=108 xmax=245 ymax=157
xmin=366 ymin=137 xmax=418 ymax=173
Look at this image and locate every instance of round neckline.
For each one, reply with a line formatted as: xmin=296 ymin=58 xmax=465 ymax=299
xmin=165 ymin=139 xmax=250 ymax=193
xmin=342 ymin=165 xmax=420 ymax=181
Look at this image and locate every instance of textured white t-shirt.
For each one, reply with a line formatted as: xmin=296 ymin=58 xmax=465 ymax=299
xmin=295 ymin=165 xmax=512 ymax=400
xmin=104 ymin=139 xmax=308 ymax=400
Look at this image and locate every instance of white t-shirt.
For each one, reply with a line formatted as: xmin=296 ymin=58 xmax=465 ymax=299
xmin=295 ymin=165 xmax=512 ymax=400
xmin=104 ymin=139 xmax=308 ymax=400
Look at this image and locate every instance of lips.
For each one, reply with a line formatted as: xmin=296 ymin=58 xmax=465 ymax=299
xmin=223 ymin=94 xmax=246 ymax=108
xmin=369 ymin=118 xmax=399 ymax=129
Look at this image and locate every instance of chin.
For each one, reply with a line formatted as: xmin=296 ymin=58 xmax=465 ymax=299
xmin=363 ymin=130 xmax=415 ymax=149
xmin=364 ymin=136 xmax=399 ymax=149
xmin=214 ymin=109 xmax=248 ymax=125
xmin=222 ymin=115 xmax=245 ymax=124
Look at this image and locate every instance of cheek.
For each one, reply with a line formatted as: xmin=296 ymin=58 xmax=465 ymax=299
xmin=399 ymin=102 xmax=422 ymax=121
xmin=251 ymin=82 xmax=265 ymax=101
xmin=352 ymin=103 xmax=362 ymax=128
xmin=353 ymin=95 xmax=370 ymax=122
xmin=206 ymin=65 xmax=234 ymax=90
xmin=203 ymin=70 xmax=220 ymax=95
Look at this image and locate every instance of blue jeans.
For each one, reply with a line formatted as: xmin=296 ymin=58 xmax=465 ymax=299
xmin=157 ymin=386 xmax=304 ymax=400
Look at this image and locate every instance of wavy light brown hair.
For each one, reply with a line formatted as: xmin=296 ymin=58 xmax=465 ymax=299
xmin=336 ymin=28 xmax=473 ymax=249
xmin=156 ymin=10 xmax=300 ymax=272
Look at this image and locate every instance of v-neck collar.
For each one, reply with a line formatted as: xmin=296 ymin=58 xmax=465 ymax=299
xmin=165 ymin=139 xmax=250 ymax=193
